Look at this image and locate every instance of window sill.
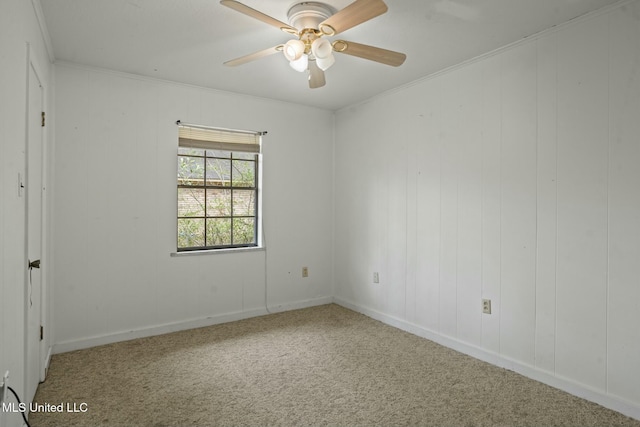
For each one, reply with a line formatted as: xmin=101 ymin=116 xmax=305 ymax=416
xmin=170 ymin=246 xmax=264 ymax=257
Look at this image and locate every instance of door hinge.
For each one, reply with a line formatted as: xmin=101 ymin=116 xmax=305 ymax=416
xmin=41 ymin=111 xmax=45 ymax=127
xmin=40 ymin=325 xmax=44 ymax=341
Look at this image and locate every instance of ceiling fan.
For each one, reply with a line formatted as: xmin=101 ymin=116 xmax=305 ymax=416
xmin=220 ymin=0 xmax=407 ymax=89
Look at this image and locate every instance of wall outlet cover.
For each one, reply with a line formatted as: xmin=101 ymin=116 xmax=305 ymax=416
xmin=482 ymin=299 xmax=492 ymax=314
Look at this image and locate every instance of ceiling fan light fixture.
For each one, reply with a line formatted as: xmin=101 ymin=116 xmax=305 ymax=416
xmin=289 ymin=54 xmax=308 ymax=72
xmin=283 ymin=39 xmax=305 ymax=61
xmin=316 ymin=54 xmax=335 ymax=71
xmin=311 ymin=38 xmax=332 ymax=59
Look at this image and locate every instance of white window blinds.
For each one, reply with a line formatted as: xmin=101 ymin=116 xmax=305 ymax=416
xmin=178 ymin=124 xmax=262 ymax=153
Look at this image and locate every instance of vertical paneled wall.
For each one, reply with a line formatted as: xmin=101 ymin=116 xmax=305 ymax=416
xmin=555 ymin=13 xmax=610 ymax=391
xmin=52 ymin=66 xmax=334 ymax=349
xmin=607 ymin=2 xmax=640 ymax=405
xmin=334 ymin=1 xmax=640 ymax=413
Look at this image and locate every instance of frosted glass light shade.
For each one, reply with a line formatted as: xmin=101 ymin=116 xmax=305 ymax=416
xmin=316 ymin=54 xmax=335 ymax=71
xmin=289 ymin=54 xmax=308 ymax=72
xmin=311 ymin=38 xmax=332 ymax=59
xmin=284 ymin=39 xmax=305 ymax=61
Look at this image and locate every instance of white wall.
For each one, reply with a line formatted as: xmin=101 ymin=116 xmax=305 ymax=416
xmin=51 ymin=64 xmax=334 ymax=351
xmin=334 ymin=1 xmax=640 ymax=419
xmin=0 ymin=0 xmax=51 ymax=422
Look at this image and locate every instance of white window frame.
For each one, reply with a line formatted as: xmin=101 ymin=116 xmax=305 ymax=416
xmin=176 ymin=122 xmax=264 ymax=253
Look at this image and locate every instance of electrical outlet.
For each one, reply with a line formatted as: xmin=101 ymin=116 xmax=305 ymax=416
xmin=373 ymin=272 xmax=379 ymax=283
xmin=302 ymin=267 xmax=308 ymax=278
xmin=482 ymin=299 xmax=492 ymax=314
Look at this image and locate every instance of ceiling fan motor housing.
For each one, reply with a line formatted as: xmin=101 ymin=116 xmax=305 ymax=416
xmin=287 ymin=2 xmax=335 ymax=31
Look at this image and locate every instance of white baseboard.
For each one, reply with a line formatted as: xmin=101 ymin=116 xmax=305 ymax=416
xmin=266 ymin=296 xmax=334 ymax=314
xmin=333 ymin=296 xmax=640 ymax=422
xmin=52 ymin=296 xmax=333 ymax=354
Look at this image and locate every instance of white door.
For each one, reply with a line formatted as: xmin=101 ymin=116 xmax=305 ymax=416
xmin=25 ymin=60 xmax=44 ymax=405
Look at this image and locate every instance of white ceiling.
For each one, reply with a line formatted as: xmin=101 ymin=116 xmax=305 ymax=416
xmin=40 ymin=0 xmax=621 ymax=110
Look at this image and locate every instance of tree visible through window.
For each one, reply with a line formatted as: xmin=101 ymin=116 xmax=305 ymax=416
xmin=177 ymin=124 xmax=261 ymax=251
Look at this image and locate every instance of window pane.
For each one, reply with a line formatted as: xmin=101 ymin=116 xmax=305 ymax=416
xmin=207 ymin=218 xmax=231 ymax=246
xmin=232 ymin=160 xmax=255 ymax=187
xmin=178 ymin=147 xmax=204 ymax=156
xmin=178 ymin=188 xmax=205 ymax=217
xmin=233 ymin=218 xmax=255 ymax=245
xmin=206 ymin=189 xmax=231 ymax=216
xmin=178 ymin=156 xmax=204 ymax=185
xmin=206 ymin=158 xmax=230 ymax=186
xmin=233 ymin=152 xmax=256 ymax=160
xmin=206 ymin=150 xmax=231 ymax=158
xmin=232 ymin=190 xmax=255 ymax=216
xmin=178 ymin=218 xmax=204 ymax=248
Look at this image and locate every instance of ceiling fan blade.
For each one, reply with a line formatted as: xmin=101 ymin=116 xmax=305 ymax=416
xmin=319 ymin=0 xmax=387 ymax=36
xmin=308 ymin=60 xmax=326 ymax=89
xmin=220 ymin=0 xmax=298 ymax=35
xmin=224 ymin=45 xmax=283 ymax=67
xmin=333 ymin=40 xmax=406 ymax=67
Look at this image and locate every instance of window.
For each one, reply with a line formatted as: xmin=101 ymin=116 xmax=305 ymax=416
xmin=177 ymin=124 xmax=261 ymax=251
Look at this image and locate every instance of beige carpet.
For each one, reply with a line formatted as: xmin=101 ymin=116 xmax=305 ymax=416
xmin=30 ymin=304 xmax=640 ymax=427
